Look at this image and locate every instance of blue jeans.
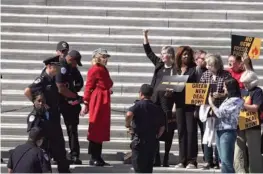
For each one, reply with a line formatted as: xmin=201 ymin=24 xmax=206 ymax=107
xmin=216 ymin=130 xmax=237 ymax=173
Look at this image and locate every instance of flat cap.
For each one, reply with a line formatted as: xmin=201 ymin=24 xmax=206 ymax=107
xmin=57 ymin=41 xmax=69 ymax=51
xmin=92 ymin=48 xmax=111 ymax=58
xmin=43 ymin=55 xmax=61 ymax=66
xmin=68 ymin=50 xmax=82 ymax=66
xmin=140 ymin=84 xmax=153 ymax=97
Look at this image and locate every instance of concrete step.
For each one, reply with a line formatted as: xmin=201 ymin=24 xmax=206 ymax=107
xmin=1 ymin=68 xmax=263 ymax=84
xmin=1 ymin=42 xmax=237 ymax=55
xmin=1 ymin=95 xmax=137 ymax=106
xmin=0 ymin=80 xmax=142 ymax=94
xmin=0 ymin=146 xmax=208 ymax=164
xmin=0 ymin=69 xmax=153 ymax=82
xmin=3 ymin=14 xmax=263 ymax=30
xmin=2 ymin=5 xmax=263 ymax=20
xmin=2 ymin=24 xmax=249 ymax=38
xmin=1 ymin=135 xmax=205 ymax=152
xmin=2 ymin=60 xmax=263 ymax=75
xmin=0 ymin=159 xmax=220 ymax=173
xmin=0 ymin=123 xmax=204 ymax=141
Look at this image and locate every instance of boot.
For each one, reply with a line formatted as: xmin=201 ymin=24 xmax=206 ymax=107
xmin=163 ymin=153 xmax=169 ymax=167
xmin=153 ymin=151 xmax=161 ymax=167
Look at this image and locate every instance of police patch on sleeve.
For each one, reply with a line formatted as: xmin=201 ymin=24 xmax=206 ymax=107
xmin=61 ymin=67 xmax=67 ymax=74
xmin=33 ymin=78 xmax=41 ymax=84
xmin=29 ymin=115 xmax=35 ymax=122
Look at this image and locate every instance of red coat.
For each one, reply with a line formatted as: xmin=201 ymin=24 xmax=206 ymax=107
xmin=83 ymin=64 xmax=113 ymax=143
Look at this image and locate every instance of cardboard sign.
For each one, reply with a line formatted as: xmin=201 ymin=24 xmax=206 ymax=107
xmin=185 ymin=83 xmax=210 ymax=105
xmin=157 ymin=75 xmax=189 ymax=92
xmin=239 ymin=110 xmax=260 ymax=130
xmin=231 ymin=34 xmax=261 ymax=59
xmin=238 ymin=94 xmax=260 ymax=130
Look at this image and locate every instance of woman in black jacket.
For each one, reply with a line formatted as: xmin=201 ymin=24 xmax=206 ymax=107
xmin=143 ymin=29 xmax=176 ymax=167
xmin=174 ymin=46 xmax=198 ymax=169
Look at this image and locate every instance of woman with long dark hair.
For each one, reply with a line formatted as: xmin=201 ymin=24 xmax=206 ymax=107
xmin=208 ymin=77 xmax=244 ymax=173
xmin=173 ymin=46 xmax=198 ymax=169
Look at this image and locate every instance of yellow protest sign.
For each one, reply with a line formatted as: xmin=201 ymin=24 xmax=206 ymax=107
xmin=231 ymin=35 xmax=262 ymax=59
xmin=239 ymin=110 xmax=260 ymax=130
xmin=185 ymin=83 xmax=210 ymax=105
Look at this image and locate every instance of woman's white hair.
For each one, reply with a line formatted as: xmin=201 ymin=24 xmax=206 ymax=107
xmin=205 ymin=53 xmax=224 ymax=71
xmin=240 ymin=70 xmax=259 ymax=90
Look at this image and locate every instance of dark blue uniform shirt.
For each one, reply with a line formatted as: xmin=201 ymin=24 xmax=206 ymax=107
xmin=7 ymin=142 xmax=51 ymax=173
xmin=128 ymin=100 xmax=165 ymax=140
xmin=29 ymin=72 xmax=60 ymax=122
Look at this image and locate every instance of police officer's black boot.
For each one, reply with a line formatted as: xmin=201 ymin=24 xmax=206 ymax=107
xmin=163 ymin=153 xmax=169 ymax=167
xmin=153 ymin=142 xmax=161 ymax=167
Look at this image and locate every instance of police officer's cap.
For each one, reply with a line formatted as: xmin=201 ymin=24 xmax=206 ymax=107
xmin=92 ymin=48 xmax=111 ymax=58
xmin=57 ymin=41 xmax=69 ymax=51
xmin=43 ymin=56 xmax=61 ymax=66
xmin=28 ymin=127 xmax=44 ymax=142
xmin=68 ymin=50 xmax=82 ymax=66
xmin=140 ymin=84 xmax=153 ymax=97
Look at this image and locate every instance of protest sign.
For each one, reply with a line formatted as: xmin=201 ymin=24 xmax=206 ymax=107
xmin=157 ymin=75 xmax=189 ymax=92
xmin=185 ymin=83 xmax=210 ymax=105
xmin=239 ymin=110 xmax=260 ymax=130
xmin=231 ymin=34 xmax=261 ymax=59
xmin=238 ymin=95 xmax=260 ymax=130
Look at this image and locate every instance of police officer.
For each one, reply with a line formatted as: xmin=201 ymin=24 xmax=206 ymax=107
xmin=126 ymin=84 xmax=165 ymax=173
xmin=41 ymin=41 xmax=84 ymax=164
xmin=7 ymin=127 xmax=51 ymax=173
xmin=55 ymin=41 xmax=84 ymax=96
xmin=56 ymin=50 xmax=83 ymax=164
xmin=24 ymin=56 xmax=70 ymax=173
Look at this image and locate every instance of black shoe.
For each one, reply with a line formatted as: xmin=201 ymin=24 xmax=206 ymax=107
xmin=153 ymin=162 xmax=161 ymax=167
xmin=1 ymin=158 xmax=4 ymax=163
xmin=214 ymin=163 xmax=220 ymax=169
xmin=89 ymin=159 xmax=104 ymax=166
xmin=201 ymin=163 xmax=214 ymax=170
xmin=72 ymin=157 xmax=82 ymax=165
xmin=99 ymin=157 xmax=111 ymax=166
xmin=162 ymin=155 xmax=169 ymax=167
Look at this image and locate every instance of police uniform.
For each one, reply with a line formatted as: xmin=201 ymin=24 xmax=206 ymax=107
xmin=56 ymin=50 xmax=83 ymax=163
xmin=128 ymin=85 xmax=165 ymax=173
xmin=28 ymin=56 xmax=70 ymax=173
xmin=7 ymin=127 xmax=51 ymax=173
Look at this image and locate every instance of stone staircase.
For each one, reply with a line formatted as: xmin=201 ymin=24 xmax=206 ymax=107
xmin=1 ymin=0 xmax=263 ymax=173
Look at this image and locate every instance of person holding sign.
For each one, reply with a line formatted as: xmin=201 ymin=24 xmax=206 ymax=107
xmin=234 ymin=71 xmax=263 ymax=173
xmin=208 ymin=77 xmax=244 ymax=173
xmin=199 ymin=54 xmax=231 ymax=169
xmin=143 ymin=29 xmax=176 ymax=167
xmin=173 ymin=46 xmax=198 ymax=169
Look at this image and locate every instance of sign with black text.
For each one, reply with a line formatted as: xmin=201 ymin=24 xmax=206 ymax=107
xmin=158 ymin=75 xmax=189 ymax=92
xmin=231 ymin=34 xmax=261 ymax=59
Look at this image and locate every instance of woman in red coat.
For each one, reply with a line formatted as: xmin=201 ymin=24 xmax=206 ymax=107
xmin=81 ymin=48 xmax=113 ymax=166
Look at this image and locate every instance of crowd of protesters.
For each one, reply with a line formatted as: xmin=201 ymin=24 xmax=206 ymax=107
xmin=125 ymin=30 xmax=263 ymax=173
xmin=5 ymin=29 xmax=263 ymax=173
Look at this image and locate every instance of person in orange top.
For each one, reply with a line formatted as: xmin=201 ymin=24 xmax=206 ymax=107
xmin=80 ymin=48 xmax=113 ymax=166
